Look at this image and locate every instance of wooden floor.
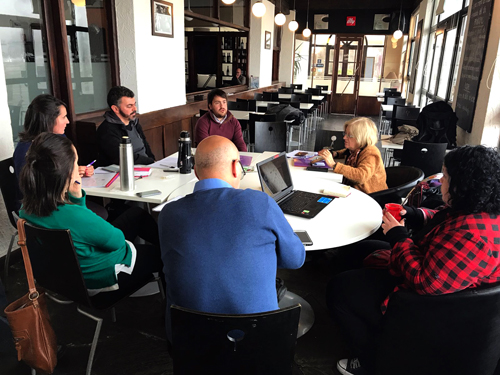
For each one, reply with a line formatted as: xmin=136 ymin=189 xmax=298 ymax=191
xmin=0 ymin=113 xmax=371 ymax=375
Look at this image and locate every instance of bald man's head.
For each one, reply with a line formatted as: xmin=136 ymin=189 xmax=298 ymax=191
xmin=195 ymin=136 xmax=241 ymax=187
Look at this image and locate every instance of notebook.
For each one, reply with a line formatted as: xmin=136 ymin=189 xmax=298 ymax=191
xmin=256 ymin=152 xmax=334 ymax=219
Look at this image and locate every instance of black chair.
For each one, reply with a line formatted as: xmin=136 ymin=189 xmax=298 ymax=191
xmin=383 ymin=90 xmax=401 ymax=104
xmin=278 ymin=87 xmax=293 ymax=94
xmin=386 ymin=97 xmax=406 ymax=107
xmin=22 ymin=221 xmax=165 ymax=375
xmin=391 ymin=106 xmax=420 ymax=135
xmin=254 ymin=121 xmax=287 ymax=153
xmin=316 ymin=85 xmax=328 ymax=91
xmin=247 ymin=113 xmax=277 ymax=150
xmin=383 ymin=88 xmax=397 ymax=93
xmin=291 ymin=84 xmax=302 ymax=90
xmin=200 ymin=109 xmax=208 ymax=116
xmin=414 ymin=101 xmax=458 ymax=149
xmin=247 ymin=99 xmax=257 ymax=112
xmin=314 ymin=130 xmax=344 ymax=151
xmin=306 ymin=88 xmax=321 ymax=95
xmin=369 ymin=166 xmax=424 ymax=208
xmin=263 ymin=92 xmax=279 ymax=101
xmin=0 ymin=157 xmax=21 ymax=286
xmin=171 ymin=304 xmax=301 ymax=375
xmin=377 ymin=283 xmax=500 ymax=375
xmin=400 ymin=140 xmax=447 ymax=178
xmin=227 ymin=101 xmax=249 ymax=111
xmin=291 ymin=93 xmax=312 ymax=103
xmin=254 ymin=93 xmax=264 ymax=100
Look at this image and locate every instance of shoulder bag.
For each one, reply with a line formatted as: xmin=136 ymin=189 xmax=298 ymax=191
xmin=4 ymin=219 xmax=57 ymax=374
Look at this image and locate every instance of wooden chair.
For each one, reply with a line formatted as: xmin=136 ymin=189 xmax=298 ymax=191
xmin=21 ymin=221 xmax=165 ymax=375
xmin=171 ymin=304 xmax=301 ymax=375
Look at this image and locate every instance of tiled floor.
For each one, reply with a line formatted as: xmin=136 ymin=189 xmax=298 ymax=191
xmin=0 ymin=114 xmax=369 ymax=375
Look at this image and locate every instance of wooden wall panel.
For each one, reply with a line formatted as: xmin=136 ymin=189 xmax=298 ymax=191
xmin=142 ymin=126 xmax=164 ymax=160
xmin=357 ymin=96 xmax=381 ymax=116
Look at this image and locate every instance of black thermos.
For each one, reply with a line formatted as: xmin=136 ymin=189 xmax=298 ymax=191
xmin=177 ymin=131 xmax=193 ymax=174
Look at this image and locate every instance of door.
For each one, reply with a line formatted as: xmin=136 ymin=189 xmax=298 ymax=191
xmin=330 ymin=36 xmax=364 ymax=114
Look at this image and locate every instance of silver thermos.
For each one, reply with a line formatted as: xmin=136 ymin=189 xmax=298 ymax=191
xmin=119 ymin=136 xmax=135 ymax=191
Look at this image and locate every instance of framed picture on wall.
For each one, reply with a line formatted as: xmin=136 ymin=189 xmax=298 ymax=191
xmin=265 ymin=31 xmax=271 ymax=49
xmin=151 ymin=0 xmax=174 ymax=38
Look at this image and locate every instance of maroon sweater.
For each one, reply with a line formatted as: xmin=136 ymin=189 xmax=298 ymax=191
xmin=195 ymin=111 xmax=247 ymax=151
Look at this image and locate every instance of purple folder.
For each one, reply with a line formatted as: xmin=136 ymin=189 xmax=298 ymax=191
xmin=240 ymin=155 xmax=253 ymax=166
xmin=293 ymin=157 xmax=328 ymax=168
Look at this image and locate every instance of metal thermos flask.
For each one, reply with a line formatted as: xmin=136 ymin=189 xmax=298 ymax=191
xmin=119 ymin=136 xmax=135 ymax=191
xmin=177 ymin=131 xmax=192 ymax=174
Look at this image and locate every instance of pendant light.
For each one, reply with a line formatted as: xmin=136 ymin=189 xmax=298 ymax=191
xmin=288 ymin=0 xmax=298 ymax=32
xmin=393 ymin=0 xmax=403 ymax=40
xmin=302 ymin=0 xmax=311 ymax=38
xmin=222 ymin=0 xmax=236 ymax=4
xmin=252 ymin=1 xmax=266 ymax=17
xmin=275 ymin=0 xmax=286 ymax=26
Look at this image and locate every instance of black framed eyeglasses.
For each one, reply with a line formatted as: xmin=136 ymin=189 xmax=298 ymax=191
xmin=343 ymin=132 xmax=355 ymax=138
xmin=233 ymin=159 xmax=246 ymax=180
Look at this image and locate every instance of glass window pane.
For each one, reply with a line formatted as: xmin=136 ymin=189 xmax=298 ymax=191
xmin=449 ymin=16 xmax=467 ymax=102
xmin=439 ymin=0 xmax=463 ymax=21
xmin=437 ymin=28 xmax=457 ymax=99
xmin=365 ymin=35 xmax=385 ymax=46
xmin=0 ymin=0 xmax=52 ymax=142
xmin=220 ymin=0 xmax=247 ymax=28
xmin=185 ymin=0 xmax=213 ymax=18
xmin=66 ymin=2 xmax=113 ymax=114
xmin=311 ymin=46 xmax=326 ymax=80
xmin=429 ymin=32 xmax=443 ymax=95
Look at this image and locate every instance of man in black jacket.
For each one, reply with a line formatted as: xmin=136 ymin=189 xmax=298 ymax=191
xmin=97 ymin=86 xmax=155 ymax=166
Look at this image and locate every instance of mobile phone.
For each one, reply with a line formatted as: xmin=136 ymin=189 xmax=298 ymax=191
xmin=295 ymin=151 xmax=308 ymax=157
xmin=136 ymin=190 xmax=161 ymax=197
xmin=306 ymin=166 xmax=328 ymax=172
xmin=102 ymin=165 xmax=120 ymax=173
xmin=294 ymin=230 xmax=313 ymax=246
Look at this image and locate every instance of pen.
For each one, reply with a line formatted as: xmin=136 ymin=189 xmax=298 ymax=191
xmin=86 ymin=160 xmax=96 ymax=168
xmin=75 ymin=181 xmax=81 ymax=185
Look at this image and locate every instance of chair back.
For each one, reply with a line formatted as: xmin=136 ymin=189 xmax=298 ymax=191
xmin=383 ymin=88 xmax=397 ymax=92
xmin=314 ymin=130 xmax=344 ymax=151
xmin=254 ymin=93 xmax=264 ymax=100
xmin=369 ymin=166 xmax=424 ymax=208
xmin=414 ymin=101 xmax=458 ymax=149
xmin=383 ymin=90 xmax=401 ymax=104
xmin=248 ymin=113 xmax=277 ymax=143
xmin=0 ymin=157 xmax=21 ymax=227
xmin=278 ymin=87 xmax=293 ymax=94
xmin=378 ymin=283 xmax=500 ymax=375
xmin=291 ymin=84 xmax=302 ymax=90
xmin=290 ymin=93 xmax=312 ymax=103
xmin=254 ymin=121 xmax=287 ymax=153
xmin=227 ymin=101 xmax=249 ymax=111
xmin=386 ymin=97 xmax=405 ymax=106
xmin=263 ymin=92 xmax=278 ymax=101
xmin=391 ymin=106 xmax=420 ymax=134
xmin=23 ymin=222 xmax=93 ymax=307
xmin=171 ymin=304 xmax=301 ymax=375
xmin=400 ymin=140 xmax=447 ymax=177
xmin=316 ymin=85 xmax=328 ymax=91
xmin=306 ymin=88 xmax=321 ymax=95
xmin=200 ymin=109 xmax=208 ymax=117
xmin=247 ymin=99 xmax=257 ymax=112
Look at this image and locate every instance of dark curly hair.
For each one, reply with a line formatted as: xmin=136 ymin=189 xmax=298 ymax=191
xmin=444 ymin=145 xmax=500 ymax=214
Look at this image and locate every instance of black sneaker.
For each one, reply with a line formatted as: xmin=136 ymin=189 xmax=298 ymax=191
xmin=337 ymin=358 xmax=367 ymax=375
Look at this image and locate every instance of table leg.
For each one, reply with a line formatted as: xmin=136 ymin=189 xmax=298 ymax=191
xmin=278 ymin=291 xmax=315 ymax=338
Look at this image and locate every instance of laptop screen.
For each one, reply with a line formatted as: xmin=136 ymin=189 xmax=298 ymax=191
xmin=256 ymin=152 xmax=293 ymax=201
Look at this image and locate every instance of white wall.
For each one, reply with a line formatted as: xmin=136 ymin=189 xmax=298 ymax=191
xmin=248 ymin=0 xmax=274 ymax=87
xmin=279 ymin=11 xmax=295 ymax=86
xmin=0 ymin=41 xmax=14 ymax=162
xmin=115 ymin=0 xmax=186 ymax=113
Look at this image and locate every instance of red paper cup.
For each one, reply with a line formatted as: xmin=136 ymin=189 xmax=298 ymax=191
xmin=385 ymin=203 xmax=402 ymax=221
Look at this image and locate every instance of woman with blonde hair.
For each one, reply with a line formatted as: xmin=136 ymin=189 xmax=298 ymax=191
xmin=318 ymin=117 xmax=387 ymax=194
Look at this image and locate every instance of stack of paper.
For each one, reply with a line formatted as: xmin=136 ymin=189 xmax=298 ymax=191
xmin=322 ymin=184 xmax=351 ymax=198
xmin=134 ymin=167 xmax=152 ymax=177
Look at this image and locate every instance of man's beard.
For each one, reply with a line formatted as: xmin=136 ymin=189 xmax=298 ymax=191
xmin=119 ymin=108 xmax=136 ymax=122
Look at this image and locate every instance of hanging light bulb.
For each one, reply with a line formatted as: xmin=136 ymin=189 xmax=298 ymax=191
xmin=302 ymin=0 xmax=311 ymax=38
xmin=252 ymin=1 xmax=266 ymax=17
xmin=222 ymin=0 xmax=236 ymax=4
xmin=288 ymin=0 xmax=298 ymax=32
xmin=393 ymin=0 xmax=403 ymax=40
xmin=275 ymin=13 xmax=286 ymax=25
xmin=71 ymin=0 xmax=86 ymax=6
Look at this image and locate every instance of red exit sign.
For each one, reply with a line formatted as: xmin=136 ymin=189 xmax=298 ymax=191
xmin=346 ymin=16 xmax=356 ymax=26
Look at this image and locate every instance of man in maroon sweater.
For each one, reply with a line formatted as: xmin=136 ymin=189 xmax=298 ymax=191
xmin=195 ymin=89 xmax=247 ymax=151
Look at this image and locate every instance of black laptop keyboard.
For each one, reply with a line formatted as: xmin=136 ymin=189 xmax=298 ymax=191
xmin=280 ymin=191 xmax=318 ymax=213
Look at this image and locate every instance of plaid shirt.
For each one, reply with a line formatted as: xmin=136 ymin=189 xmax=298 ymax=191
xmin=381 ymin=208 xmax=500 ymax=313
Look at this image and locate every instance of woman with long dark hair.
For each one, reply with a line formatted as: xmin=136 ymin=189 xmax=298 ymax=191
xmin=327 ymin=145 xmax=500 ymax=375
xmin=19 ymin=133 xmax=163 ymax=294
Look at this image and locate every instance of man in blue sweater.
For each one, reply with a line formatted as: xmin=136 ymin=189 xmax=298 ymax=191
xmin=159 ymin=135 xmax=305 ymax=341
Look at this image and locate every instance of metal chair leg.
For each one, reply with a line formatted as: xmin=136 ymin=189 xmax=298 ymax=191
xmin=77 ymin=307 xmax=103 ymax=375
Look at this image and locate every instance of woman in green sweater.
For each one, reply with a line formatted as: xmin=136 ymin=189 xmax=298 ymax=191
xmin=19 ymin=132 xmax=162 ymax=294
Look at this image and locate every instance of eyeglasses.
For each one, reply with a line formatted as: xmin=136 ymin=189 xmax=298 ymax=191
xmin=233 ymin=159 xmax=246 ymax=180
xmin=343 ymin=132 xmax=355 ymax=139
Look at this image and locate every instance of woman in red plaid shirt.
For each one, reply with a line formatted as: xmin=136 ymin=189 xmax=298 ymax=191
xmin=328 ymin=145 xmax=500 ymax=375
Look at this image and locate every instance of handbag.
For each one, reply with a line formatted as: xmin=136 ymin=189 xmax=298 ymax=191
xmin=4 ymin=219 xmax=57 ymax=374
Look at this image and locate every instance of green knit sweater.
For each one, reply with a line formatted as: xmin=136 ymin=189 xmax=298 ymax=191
xmin=20 ymin=191 xmax=132 ymax=289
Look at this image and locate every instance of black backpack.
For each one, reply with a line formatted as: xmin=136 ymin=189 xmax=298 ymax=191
xmin=265 ymin=104 xmax=305 ymax=125
xmin=413 ymin=101 xmax=458 ymax=149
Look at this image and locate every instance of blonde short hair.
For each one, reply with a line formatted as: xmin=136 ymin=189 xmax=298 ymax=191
xmin=344 ymin=117 xmax=378 ymax=148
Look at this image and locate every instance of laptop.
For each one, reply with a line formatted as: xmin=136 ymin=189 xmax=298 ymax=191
xmin=256 ymin=152 xmax=334 ymax=218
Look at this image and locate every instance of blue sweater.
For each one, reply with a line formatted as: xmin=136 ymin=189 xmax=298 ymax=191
xmin=159 ymin=178 xmax=305 ymax=341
